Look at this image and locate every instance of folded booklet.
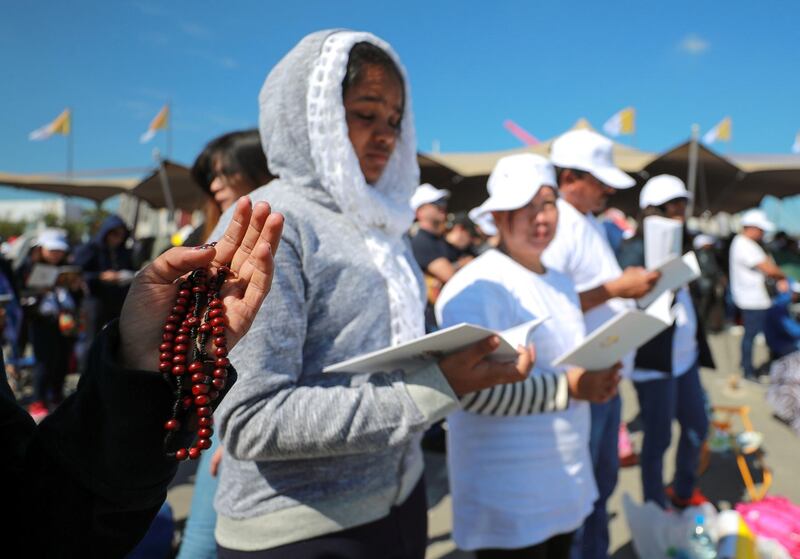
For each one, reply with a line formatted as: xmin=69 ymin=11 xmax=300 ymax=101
xmin=26 ymin=264 xmax=82 ymax=290
xmin=553 ymin=295 xmax=673 ymax=370
xmin=637 ymin=251 xmax=701 ymax=309
xmin=323 ymin=317 xmax=548 ymax=374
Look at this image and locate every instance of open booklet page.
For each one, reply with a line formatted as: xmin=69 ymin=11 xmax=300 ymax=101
xmin=553 ymin=290 xmax=675 ymax=371
xmin=323 ymin=317 xmax=548 ymax=374
xmin=643 ymin=215 xmax=683 ymax=269
xmin=637 ymin=251 xmax=701 ymax=309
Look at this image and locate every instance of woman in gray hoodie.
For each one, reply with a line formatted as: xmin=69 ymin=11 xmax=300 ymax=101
xmin=210 ymin=30 xmax=535 ymax=558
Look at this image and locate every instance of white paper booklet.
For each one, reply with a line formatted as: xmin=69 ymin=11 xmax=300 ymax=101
xmin=643 ymin=215 xmax=683 ymax=269
xmin=552 ymin=303 xmax=671 ymax=370
xmin=323 ymin=317 xmax=547 ymax=374
xmin=637 ymin=251 xmax=701 ymax=309
xmin=26 ymin=264 xmax=82 ymax=289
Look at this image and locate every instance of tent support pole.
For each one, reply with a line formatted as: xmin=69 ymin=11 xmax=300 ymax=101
xmin=686 ymin=124 xmax=700 ymax=216
xmin=153 ymin=149 xmax=176 ymax=224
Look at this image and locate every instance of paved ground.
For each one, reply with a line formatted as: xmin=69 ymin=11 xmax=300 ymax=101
xmin=166 ymin=329 xmax=800 ymax=558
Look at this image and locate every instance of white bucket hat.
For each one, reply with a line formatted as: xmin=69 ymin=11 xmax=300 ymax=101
xmin=471 ymin=153 xmax=557 ymax=220
xmin=740 ymin=209 xmax=775 ymax=232
xmin=550 ymin=129 xmax=635 ymax=189
xmin=410 ymin=183 xmax=450 ymax=211
xmin=639 ymin=174 xmax=693 ymax=209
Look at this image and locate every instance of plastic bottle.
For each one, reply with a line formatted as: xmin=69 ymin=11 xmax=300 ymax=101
xmin=688 ymin=514 xmax=717 ymax=559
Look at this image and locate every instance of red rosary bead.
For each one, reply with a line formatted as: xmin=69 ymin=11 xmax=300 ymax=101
xmin=212 ymin=368 xmax=227 ymax=379
xmin=198 ymin=416 xmax=213 ymax=427
xmin=199 ymin=323 xmax=212 ymax=333
xmin=176 ymin=448 xmax=188 ymax=461
xmin=196 ymin=406 xmax=211 ymax=417
xmin=174 ymin=344 xmax=189 ymax=354
xmin=162 ymin=333 xmax=175 ymax=342
xmin=159 ymin=342 xmax=173 ymax=352
xmin=212 ymin=326 xmax=225 ymax=336
xmin=213 ymin=336 xmax=227 ymax=347
xmin=215 ymin=357 xmax=230 ymax=368
xmin=209 ymin=308 xmax=223 ymax=319
xmin=188 ymin=447 xmax=201 ymax=460
xmin=164 ymin=323 xmax=177 ymax=332
xmin=183 ymin=396 xmax=193 ymax=409
xmin=159 ymin=352 xmax=173 ymax=362
xmin=214 ymin=347 xmax=228 ymax=358
xmin=175 ymin=334 xmax=190 ymax=344
xmin=164 ymin=419 xmax=180 ymax=431
xmin=172 ymin=365 xmax=186 ymax=376
xmin=188 ymin=361 xmax=203 ymax=373
xmin=178 ymin=289 xmax=190 ymax=298
xmin=198 ymin=428 xmax=213 ymax=438
xmin=176 ymin=297 xmax=188 ymax=306
xmin=192 ymin=384 xmax=210 ymax=395
xmin=210 ymin=317 xmax=225 ymax=327
xmin=172 ymin=354 xmax=187 ymax=364
xmin=197 ymin=438 xmax=212 ymax=450
xmin=209 ymin=298 xmax=222 ymax=308
xmin=212 ymin=378 xmax=226 ymax=390
xmin=172 ymin=305 xmax=186 ymax=314
xmin=191 ymin=372 xmax=205 ymax=384
xmin=159 ymin=362 xmax=172 ymax=373
xmin=194 ymin=395 xmax=210 ymax=406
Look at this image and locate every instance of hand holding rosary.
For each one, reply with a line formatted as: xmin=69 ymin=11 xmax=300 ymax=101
xmin=117 ymin=196 xmax=284 ymax=462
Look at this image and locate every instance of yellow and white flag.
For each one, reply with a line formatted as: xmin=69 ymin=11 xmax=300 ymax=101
xmin=792 ymin=131 xmax=800 ymax=154
xmin=140 ymin=104 xmax=169 ymax=143
xmin=602 ymin=107 xmax=635 ymax=137
xmin=29 ymin=109 xmax=71 ymax=141
xmin=702 ymin=117 xmax=732 ymax=144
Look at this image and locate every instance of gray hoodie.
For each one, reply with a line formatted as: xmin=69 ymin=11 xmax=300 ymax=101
xmin=211 ymin=30 xmax=458 ymax=551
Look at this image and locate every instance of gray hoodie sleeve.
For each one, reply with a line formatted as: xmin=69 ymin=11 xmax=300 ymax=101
xmin=214 ymin=222 xmax=458 ymax=462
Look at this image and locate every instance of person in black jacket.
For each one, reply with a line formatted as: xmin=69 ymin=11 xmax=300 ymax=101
xmin=618 ymin=175 xmax=715 ymax=510
xmin=3 ymin=197 xmax=283 ymax=558
xmin=73 ymin=214 xmax=136 ymax=336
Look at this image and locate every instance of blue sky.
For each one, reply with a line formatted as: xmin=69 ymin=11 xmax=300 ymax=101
xmin=2 ymin=0 xmax=799 ymax=178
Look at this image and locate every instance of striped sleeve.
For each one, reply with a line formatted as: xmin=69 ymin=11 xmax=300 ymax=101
xmin=459 ymin=372 xmax=571 ymax=416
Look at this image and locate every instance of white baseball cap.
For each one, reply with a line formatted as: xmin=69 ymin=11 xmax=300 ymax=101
xmin=410 ymin=183 xmax=450 ymax=211
xmin=692 ymin=234 xmax=716 ymax=250
xmin=550 ymin=129 xmax=635 ymax=189
xmin=639 ymin=175 xmax=693 ymax=209
xmin=740 ymin=209 xmax=775 ymax=232
xmin=468 ymin=207 xmax=498 ymax=236
xmin=35 ymin=229 xmax=69 ymax=252
xmin=471 ymin=154 xmax=557 ymax=220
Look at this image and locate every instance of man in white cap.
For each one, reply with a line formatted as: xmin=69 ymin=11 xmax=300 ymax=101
xmin=410 ymin=183 xmax=457 ymax=330
xmin=543 ymin=129 xmax=660 ymax=559
xmin=730 ymin=209 xmax=785 ymax=380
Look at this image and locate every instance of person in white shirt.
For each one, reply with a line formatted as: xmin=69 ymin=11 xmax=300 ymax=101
xmin=542 ymin=129 xmax=659 ymax=559
xmin=436 ymin=153 xmax=620 ymax=558
xmin=730 ymin=209 xmax=785 ymax=379
xmin=618 ymin=175 xmax=715 ymax=509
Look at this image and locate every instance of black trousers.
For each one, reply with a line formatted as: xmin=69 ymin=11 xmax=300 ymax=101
xmin=474 ymin=531 xmax=575 ymax=559
xmin=218 ymin=480 xmax=428 ymax=559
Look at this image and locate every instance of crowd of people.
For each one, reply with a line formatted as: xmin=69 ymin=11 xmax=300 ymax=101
xmin=4 ymin=28 xmax=800 ymax=559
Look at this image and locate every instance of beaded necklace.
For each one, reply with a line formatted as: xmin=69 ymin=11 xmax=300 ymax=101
xmin=160 ymin=244 xmax=232 ymax=461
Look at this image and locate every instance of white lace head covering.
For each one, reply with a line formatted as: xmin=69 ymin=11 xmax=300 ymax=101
xmin=258 ymin=30 xmax=424 ymax=345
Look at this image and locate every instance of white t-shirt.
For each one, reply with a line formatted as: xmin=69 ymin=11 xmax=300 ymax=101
xmin=543 ymin=198 xmax=635 ymax=376
xmin=632 ymin=286 xmax=699 ymax=382
xmin=435 ymin=249 xmax=597 ymax=551
xmin=730 ymin=234 xmax=770 ymax=310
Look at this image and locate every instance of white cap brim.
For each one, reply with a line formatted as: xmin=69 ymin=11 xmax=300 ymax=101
xmin=592 ymin=165 xmax=636 ymax=189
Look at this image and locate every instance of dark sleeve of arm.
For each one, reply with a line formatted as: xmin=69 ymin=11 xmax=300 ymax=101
xmin=30 ymin=321 xmax=191 ymax=557
xmin=617 ymin=238 xmax=644 ymax=270
xmin=460 ymin=371 xmax=570 ymax=416
xmin=411 ymin=234 xmax=447 ymax=271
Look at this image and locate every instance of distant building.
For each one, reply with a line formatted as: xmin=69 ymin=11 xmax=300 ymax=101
xmin=0 ymin=198 xmax=84 ymax=223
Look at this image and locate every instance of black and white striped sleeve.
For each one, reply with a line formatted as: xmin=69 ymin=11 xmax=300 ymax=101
xmin=459 ymin=372 xmax=570 ymax=416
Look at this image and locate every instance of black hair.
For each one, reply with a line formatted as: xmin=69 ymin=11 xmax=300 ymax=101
xmin=342 ymin=42 xmax=405 ymax=102
xmin=191 ymin=129 xmax=273 ymax=195
xmin=554 ymin=166 xmax=590 ymax=185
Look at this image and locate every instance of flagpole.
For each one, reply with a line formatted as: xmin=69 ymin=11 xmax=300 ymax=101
xmin=67 ymin=106 xmax=74 ymax=177
xmin=686 ymin=123 xmax=700 ymax=217
xmin=166 ymin=100 xmax=173 ymax=159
